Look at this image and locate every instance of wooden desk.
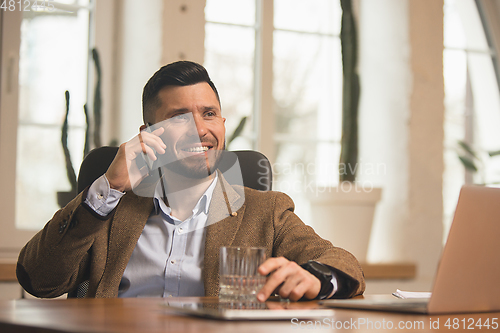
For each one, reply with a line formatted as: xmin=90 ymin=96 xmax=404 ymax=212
xmin=0 ymin=260 xmax=16 ymax=282
xmin=361 ymin=263 xmax=416 ymax=279
xmin=0 ymin=296 xmax=498 ymax=333
xmin=0 ymin=262 xmax=418 ymax=282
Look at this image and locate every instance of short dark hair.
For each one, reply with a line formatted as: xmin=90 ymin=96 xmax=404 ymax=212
xmin=142 ymin=61 xmax=220 ymax=124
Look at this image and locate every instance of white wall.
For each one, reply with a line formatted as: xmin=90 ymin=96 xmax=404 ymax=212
xmin=115 ymin=0 xmax=163 ymax=143
xmin=358 ymin=0 xmax=444 ymax=292
xmin=94 ymin=0 xmax=119 ymax=147
xmin=358 ymin=0 xmax=411 ymax=262
xmin=162 ymin=0 xmax=206 ymax=65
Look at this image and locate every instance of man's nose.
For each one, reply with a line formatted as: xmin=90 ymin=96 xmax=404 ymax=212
xmin=189 ymin=115 xmax=208 ymax=137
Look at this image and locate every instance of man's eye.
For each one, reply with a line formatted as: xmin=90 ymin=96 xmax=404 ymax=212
xmin=172 ymin=114 xmax=190 ymax=122
xmin=205 ymin=111 xmax=216 ymax=117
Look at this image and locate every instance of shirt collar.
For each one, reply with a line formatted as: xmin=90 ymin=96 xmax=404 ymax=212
xmin=153 ymin=172 xmax=218 ymax=219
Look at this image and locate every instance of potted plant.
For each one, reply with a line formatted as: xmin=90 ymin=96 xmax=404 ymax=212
xmin=307 ymin=0 xmax=382 ymax=262
xmin=57 ymin=90 xmax=78 ymax=207
xmin=457 ymin=140 xmax=500 ymax=185
xmin=57 ymin=48 xmax=104 ymax=207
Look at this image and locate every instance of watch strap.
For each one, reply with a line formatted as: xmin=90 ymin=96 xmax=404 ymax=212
xmin=300 ymin=261 xmax=335 ymax=300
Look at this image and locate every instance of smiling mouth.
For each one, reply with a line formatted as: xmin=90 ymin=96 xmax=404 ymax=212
xmin=182 ymin=146 xmax=211 ymax=153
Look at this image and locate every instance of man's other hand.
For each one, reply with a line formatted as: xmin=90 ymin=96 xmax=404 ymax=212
xmin=256 ymin=257 xmax=321 ymax=302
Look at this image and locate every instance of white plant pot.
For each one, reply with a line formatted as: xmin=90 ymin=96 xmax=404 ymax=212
xmin=307 ymin=185 xmax=382 ymax=263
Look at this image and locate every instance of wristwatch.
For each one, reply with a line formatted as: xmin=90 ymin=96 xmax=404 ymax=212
xmin=300 ymin=260 xmax=336 ymax=300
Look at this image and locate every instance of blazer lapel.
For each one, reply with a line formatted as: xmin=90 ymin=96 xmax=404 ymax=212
xmin=97 ymin=192 xmax=153 ymax=296
xmin=203 ymin=175 xmax=246 ymax=296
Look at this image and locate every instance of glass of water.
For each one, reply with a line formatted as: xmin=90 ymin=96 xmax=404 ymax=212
xmin=219 ymin=246 xmax=267 ymax=301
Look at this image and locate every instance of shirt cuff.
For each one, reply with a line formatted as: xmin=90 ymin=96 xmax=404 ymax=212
xmin=84 ymin=174 xmax=125 ymax=216
xmin=327 ymin=272 xmax=339 ymax=299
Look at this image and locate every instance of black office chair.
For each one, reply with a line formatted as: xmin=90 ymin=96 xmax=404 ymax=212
xmin=68 ymin=146 xmax=272 ymax=298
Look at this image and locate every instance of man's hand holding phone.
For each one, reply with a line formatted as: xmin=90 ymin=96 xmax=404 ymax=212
xmin=105 ymin=125 xmax=166 ymax=192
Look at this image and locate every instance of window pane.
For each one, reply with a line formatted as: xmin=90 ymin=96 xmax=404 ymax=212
xmin=273 ymin=30 xmax=342 ymax=193
xmin=16 ymin=7 xmax=89 ymax=229
xmin=273 ymin=31 xmax=342 ymax=140
xmin=468 ymin=53 xmax=500 ymax=147
xmin=452 ymin=0 xmax=491 ymax=52
xmin=204 ymin=23 xmax=255 ymax=150
xmin=18 ymin=13 xmax=88 ymax=125
xmin=16 ymin=126 xmax=85 ymax=230
xmin=205 ymin=0 xmax=255 ymax=26
xmin=443 ymin=48 xmax=467 ymax=236
xmin=444 ymin=0 xmax=466 ymax=49
xmin=274 ymin=0 xmax=341 ymax=35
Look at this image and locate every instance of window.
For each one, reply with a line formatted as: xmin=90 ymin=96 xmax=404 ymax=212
xmin=205 ymin=0 xmax=343 ymax=224
xmin=0 ymin=0 xmax=93 ymax=253
xmin=16 ymin=0 xmax=92 ymax=230
xmin=443 ymin=0 xmax=500 ymax=239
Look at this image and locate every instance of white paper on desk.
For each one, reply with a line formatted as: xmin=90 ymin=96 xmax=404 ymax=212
xmin=392 ymin=289 xmax=432 ymax=299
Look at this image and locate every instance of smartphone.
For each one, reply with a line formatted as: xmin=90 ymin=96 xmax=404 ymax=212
xmin=136 ymin=124 xmax=156 ymax=173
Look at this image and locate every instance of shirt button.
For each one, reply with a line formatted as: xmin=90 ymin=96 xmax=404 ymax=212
xmin=97 ymin=193 xmax=104 ymax=200
xmin=171 ymin=260 xmax=176 ymax=264
xmin=178 ymin=227 xmax=183 ymax=233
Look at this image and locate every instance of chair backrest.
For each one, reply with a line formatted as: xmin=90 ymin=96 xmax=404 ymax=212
xmin=77 ymin=146 xmax=120 ymax=193
xmin=77 ymin=146 xmax=273 ymax=193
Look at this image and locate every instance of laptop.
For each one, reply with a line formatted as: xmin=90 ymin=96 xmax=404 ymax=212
xmin=321 ymin=185 xmax=500 ymax=314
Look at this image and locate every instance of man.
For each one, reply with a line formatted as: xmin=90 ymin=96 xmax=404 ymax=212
xmin=17 ymin=61 xmax=365 ymax=301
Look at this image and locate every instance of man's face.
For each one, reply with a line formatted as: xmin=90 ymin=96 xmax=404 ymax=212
xmin=153 ymin=82 xmax=226 ymax=178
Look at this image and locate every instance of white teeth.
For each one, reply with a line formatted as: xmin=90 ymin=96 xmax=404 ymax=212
xmin=184 ymin=146 xmax=209 ymax=153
